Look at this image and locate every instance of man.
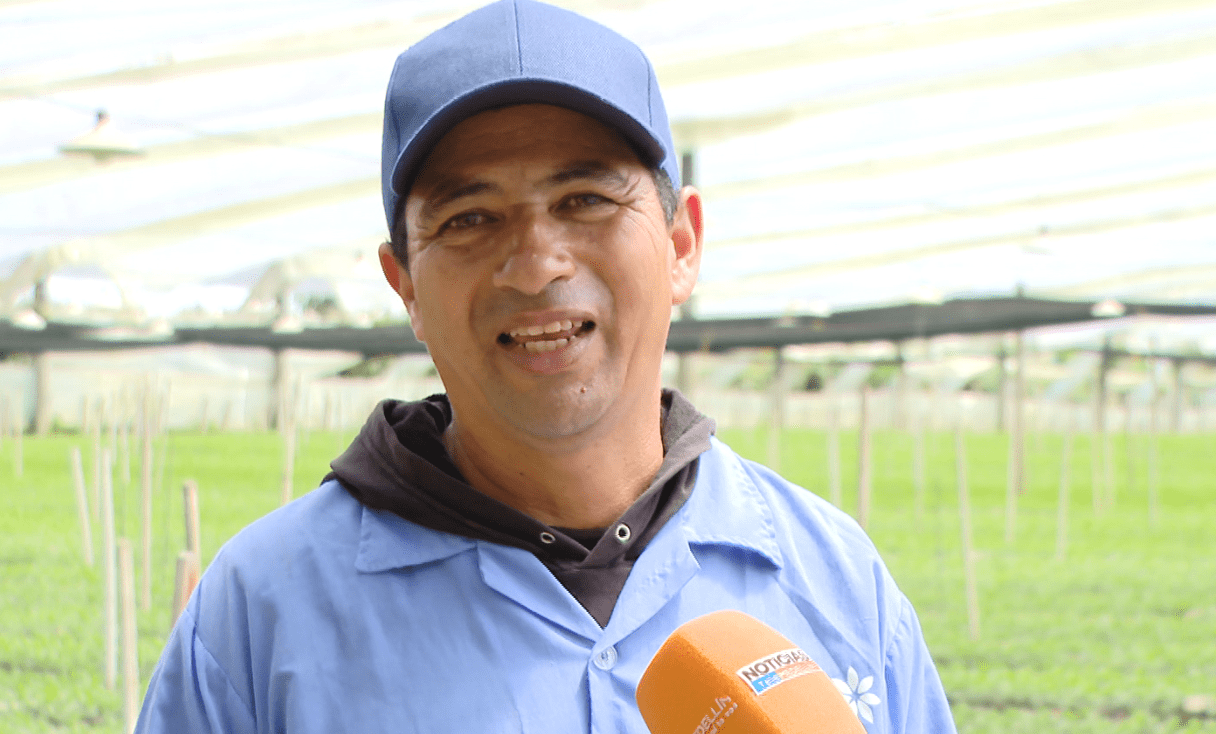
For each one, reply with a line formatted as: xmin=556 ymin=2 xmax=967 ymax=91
xmin=136 ymin=1 xmax=957 ymax=732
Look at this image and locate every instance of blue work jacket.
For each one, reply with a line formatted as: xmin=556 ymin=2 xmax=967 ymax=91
xmin=136 ymin=437 xmax=956 ymax=733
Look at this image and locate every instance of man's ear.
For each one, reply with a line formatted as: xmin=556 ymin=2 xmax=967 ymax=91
xmin=378 ymin=241 xmax=426 ymax=343
xmin=669 ymin=186 xmax=704 ymax=307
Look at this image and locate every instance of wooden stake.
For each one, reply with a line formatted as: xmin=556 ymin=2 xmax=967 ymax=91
xmin=97 ymin=395 xmax=108 ymax=447
xmin=91 ymin=424 xmax=102 ymax=522
xmin=70 ymin=447 xmax=94 ymax=567
xmin=1011 ymin=330 xmax=1026 ymax=497
xmin=120 ymin=412 xmax=131 ymax=485
xmin=955 ymin=428 xmax=981 ymax=641
xmin=857 ymin=387 xmax=873 ymax=530
xmin=281 ymin=415 xmax=297 ymax=507
xmin=893 ymin=344 xmax=908 ymax=432
xmin=170 ymin=550 xmax=200 ymax=627
xmin=139 ymin=384 xmax=154 ymax=613
xmin=117 ymin=538 xmax=140 ymax=734
xmin=1093 ymin=344 xmax=1110 ymax=513
xmin=1123 ymin=397 xmax=1137 ymax=508
xmin=827 ymin=396 xmax=842 ymax=508
xmin=1004 ymin=425 xmax=1018 ymax=544
xmin=182 ymin=480 xmax=201 ymax=558
xmin=107 ymin=397 xmax=118 ymax=479
xmin=1055 ymin=427 xmax=1073 ymax=562
xmin=995 ymin=342 xmax=1008 ymax=432
xmin=101 ymin=451 xmax=118 ymax=690
xmin=1148 ymin=391 xmax=1160 ymax=527
xmin=767 ymin=347 xmax=785 ymax=472
xmin=1170 ymin=358 xmax=1184 ymax=433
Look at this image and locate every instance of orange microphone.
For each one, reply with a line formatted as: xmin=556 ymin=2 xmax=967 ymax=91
xmin=637 ymin=610 xmax=866 ymax=734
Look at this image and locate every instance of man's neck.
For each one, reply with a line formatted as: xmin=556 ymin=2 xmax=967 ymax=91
xmin=442 ymin=396 xmax=665 ymax=529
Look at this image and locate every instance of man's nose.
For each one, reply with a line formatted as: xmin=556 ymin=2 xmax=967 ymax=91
xmin=492 ymin=212 xmax=576 ymax=295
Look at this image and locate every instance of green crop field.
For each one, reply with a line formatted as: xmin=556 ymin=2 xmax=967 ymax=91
xmin=2 ymin=425 xmax=1214 ymax=733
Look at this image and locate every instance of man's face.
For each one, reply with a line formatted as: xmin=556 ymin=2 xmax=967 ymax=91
xmin=380 ymin=104 xmax=701 ymax=441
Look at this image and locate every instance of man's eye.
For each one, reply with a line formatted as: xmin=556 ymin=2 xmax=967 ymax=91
xmin=564 ymin=193 xmax=611 ymax=209
xmin=441 ymin=211 xmax=490 ymax=231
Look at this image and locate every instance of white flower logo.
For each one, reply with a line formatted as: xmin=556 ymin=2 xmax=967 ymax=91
xmin=832 ymin=666 xmax=881 ymax=724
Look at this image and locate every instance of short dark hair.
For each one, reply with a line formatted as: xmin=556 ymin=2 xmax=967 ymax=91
xmin=387 ymin=165 xmax=678 ymax=270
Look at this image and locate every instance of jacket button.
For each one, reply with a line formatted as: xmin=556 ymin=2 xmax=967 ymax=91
xmin=593 ymin=646 xmax=618 ymax=670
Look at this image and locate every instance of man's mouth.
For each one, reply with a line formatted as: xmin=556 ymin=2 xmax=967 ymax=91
xmin=497 ymin=319 xmax=595 ymax=353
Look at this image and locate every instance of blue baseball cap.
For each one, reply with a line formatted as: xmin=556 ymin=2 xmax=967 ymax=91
xmin=380 ymin=0 xmax=681 ymax=233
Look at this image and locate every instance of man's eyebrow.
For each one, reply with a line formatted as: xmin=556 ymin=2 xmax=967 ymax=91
xmin=420 ymin=180 xmax=498 ymax=220
xmin=546 ymin=162 xmax=630 ymax=188
xmin=419 ymin=163 xmax=630 ymax=220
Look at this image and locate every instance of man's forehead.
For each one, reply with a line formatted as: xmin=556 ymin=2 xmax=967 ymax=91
xmin=409 ymin=104 xmax=647 ymax=196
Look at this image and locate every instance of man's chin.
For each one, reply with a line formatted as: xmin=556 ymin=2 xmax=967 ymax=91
xmin=495 ymin=384 xmax=615 ymax=442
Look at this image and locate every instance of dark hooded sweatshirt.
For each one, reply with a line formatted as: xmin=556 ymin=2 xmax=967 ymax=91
xmin=327 ymin=389 xmax=714 ymax=627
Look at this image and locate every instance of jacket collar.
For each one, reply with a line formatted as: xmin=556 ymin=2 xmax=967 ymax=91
xmin=679 ymin=436 xmax=784 ymax=571
xmin=355 ymin=435 xmax=782 ymax=574
xmin=355 ymin=505 xmax=475 ymax=573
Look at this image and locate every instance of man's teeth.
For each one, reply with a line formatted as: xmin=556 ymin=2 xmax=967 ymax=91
xmin=523 ymin=337 xmax=570 ymax=353
xmin=510 ymin=320 xmax=575 ymax=338
xmin=504 ymin=319 xmax=587 ymax=353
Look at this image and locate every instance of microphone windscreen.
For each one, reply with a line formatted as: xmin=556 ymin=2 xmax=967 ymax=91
xmin=637 ymin=610 xmax=866 ymax=734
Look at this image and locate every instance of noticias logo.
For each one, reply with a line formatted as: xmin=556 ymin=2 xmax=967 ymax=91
xmin=735 ymin=647 xmax=821 ymax=695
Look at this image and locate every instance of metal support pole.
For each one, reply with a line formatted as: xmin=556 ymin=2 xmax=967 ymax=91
xmin=31 ymin=279 xmax=52 ymax=436
xmin=995 ymin=341 xmax=1007 ymax=433
xmin=894 ymin=341 xmax=907 ymax=432
xmin=767 ymin=347 xmax=786 ymax=472
xmin=1005 ymin=331 xmax=1025 ymax=543
xmin=955 ymin=428 xmax=980 ymax=641
xmin=1013 ymin=330 xmax=1026 ymax=495
xmin=1095 ymin=338 xmax=1113 ymax=512
xmin=1171 ymin=357 xmax=1184 ymax=434
xmin=858 ymin=387 xmax=873 ymax=531
xmin=674 ymin=149 xmax=697 ymax=400
xmin=269 ymin=347 xmax=285 ymax=431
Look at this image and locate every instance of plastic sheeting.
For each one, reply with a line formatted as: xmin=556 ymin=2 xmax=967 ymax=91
xmin=2 ymin=0 xmax=1215 ymax=321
